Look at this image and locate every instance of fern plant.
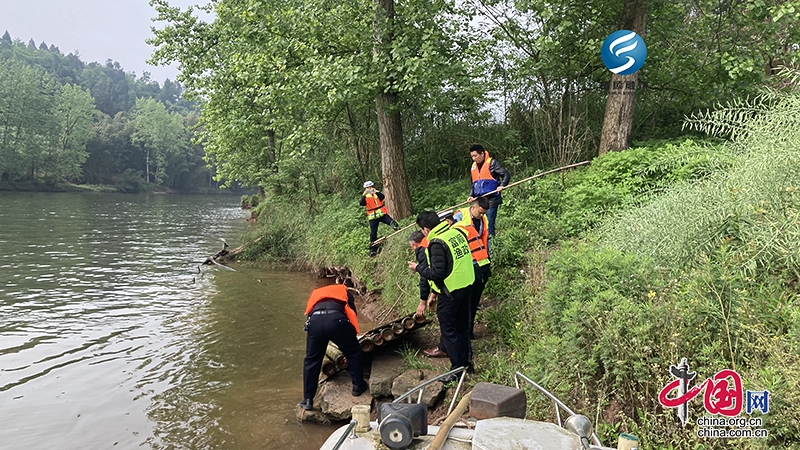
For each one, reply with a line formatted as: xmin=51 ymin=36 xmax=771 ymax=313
xmin=601 ymin=74 xmax=800 ymax=279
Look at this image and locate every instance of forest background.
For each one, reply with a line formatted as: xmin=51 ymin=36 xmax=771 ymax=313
xmin=0 ymin=31 xmax=224 ymax=193
xmin=3 ymin=0 xmax=800 ymax=447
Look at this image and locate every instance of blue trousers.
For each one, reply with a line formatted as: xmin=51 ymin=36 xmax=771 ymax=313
xmin=485 ymin=205 xmax=498 ymax=237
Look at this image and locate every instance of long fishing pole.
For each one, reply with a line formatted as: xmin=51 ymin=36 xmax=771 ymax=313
xmin=373 ymin=159 xmax=591 ymax=245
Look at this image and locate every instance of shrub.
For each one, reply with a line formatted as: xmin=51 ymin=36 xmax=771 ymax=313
xmin=114 ymin=169 xmax=145 ymax=193
xmin=240 ymin=193 xmax=261 ymax=208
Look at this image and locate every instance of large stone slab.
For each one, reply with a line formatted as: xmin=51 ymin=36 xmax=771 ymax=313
xmin=295 ymin=405 xmax=331 ymax=425
xmin=391 ymin=369 xmax=445 ymax=408
xmin=469 ymin=382 xmax=527 ymax=420
xmin=368 ymin=353 xmax=405 ymax=398
xmin=318 ymin=373 xmax=372 ymax=421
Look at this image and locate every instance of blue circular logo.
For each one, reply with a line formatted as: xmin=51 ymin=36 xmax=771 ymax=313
xmin=601 ymin=30 xmax=646 ymax=75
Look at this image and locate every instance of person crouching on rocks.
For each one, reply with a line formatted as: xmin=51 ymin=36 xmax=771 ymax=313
xmin=299 ymin=284 xmax=369 ymax=411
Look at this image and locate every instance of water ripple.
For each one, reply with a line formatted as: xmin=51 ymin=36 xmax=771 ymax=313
xmin=0 ymin=193 xmax=328 ymax=450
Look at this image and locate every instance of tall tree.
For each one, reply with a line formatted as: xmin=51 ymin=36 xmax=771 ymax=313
xmin=0 ymin=59 xmax=55 ymax=181
xmin=41 ymin=83 xmax=95 ymax=182
xmin=373 ymin=0 xmax=412 ymax=219
xmin=598 ymin=0 xmax=648 ymax=154
xmin=149 ymin=0 xmax=476 ymax=205
xmin=130 ymin=97 xmax=186 ymax=184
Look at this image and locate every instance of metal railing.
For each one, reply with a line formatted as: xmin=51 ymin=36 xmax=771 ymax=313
xmin=514 ymin=371 xmax=602 ymax=447
xmin=393 ymin=366 xmax=468 ymax=416
xmin=331 ymin=367 xmax=467 ymax=449
xmin=330 ymin=419 xmax=358 ymax=450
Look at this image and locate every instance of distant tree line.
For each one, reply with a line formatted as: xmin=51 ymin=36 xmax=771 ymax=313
xmin=0 ymin=30 xmax=216 ymax=192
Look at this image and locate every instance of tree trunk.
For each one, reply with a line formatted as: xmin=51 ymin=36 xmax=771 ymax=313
xmin=376 ymin=93 xmax=412 ymax=219
xmin=373 ymin=0 xmax=413 ymax=220
xmin=267 ymin=129 xmax=276 ymax=170
xmin=598 ymin=0 xmax=649 ymax=155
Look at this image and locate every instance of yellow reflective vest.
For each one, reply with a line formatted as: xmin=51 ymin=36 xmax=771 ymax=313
xmin=425 ymin=222 xmax=475 ymax=294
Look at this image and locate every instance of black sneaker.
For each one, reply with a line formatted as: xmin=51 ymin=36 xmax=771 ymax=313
xmin=298 ymin=399 xmax=313 ymax=410
xmin=466 ymin=363 xmax=475 ymax=375
xmin=440 ymin=374 xmax=458 ymax=384
xmin=352 ymin=383 xmax=369 ymax=397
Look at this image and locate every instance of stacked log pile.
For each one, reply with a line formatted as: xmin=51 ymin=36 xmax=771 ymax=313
xmin=322 ymin=313 xmax=430 ymax=380
xmin=358 ymin=313 xmax=429 ymax=353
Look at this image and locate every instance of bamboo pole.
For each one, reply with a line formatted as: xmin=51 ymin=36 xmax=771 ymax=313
xmin=322 ymin=356 xmax=338 ymax=377
xmin=428 ymin=392 xmax=472 ymax=450
xmin=326 ymin=344 xmax=348 ymax=369
xmin=373 ymin=160 xmax=591 ymax=245
xmin=373 ymin=222 xmax=416 ymax=246
xmin=359 ymin=337 xmax=374 ymax=353
xmin=380 ymin=327 xmax=395 ymax=342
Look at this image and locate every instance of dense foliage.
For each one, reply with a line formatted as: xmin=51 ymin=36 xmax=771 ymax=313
xmin=0 ymin=31 xmax=213 ymax=192
xmin=150 ymin=0 xmax=800 ymax=197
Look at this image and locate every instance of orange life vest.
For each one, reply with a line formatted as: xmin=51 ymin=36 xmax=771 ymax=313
xmin=455 ymin=210 xmax=490 ymax=266
xmin=470 ymin=152 xmax=499 ymax=197
xmin=304 ymin=284 xmax=360 ymax=334
xmin=364 ymin=193 xmax=388 ymax=220
xmin=471 ymin=152 xmax=494 ymax=183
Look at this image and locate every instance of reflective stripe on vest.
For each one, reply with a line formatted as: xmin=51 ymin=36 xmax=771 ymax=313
xmin=304 ymin=284 xmax=360 ymax=334
xmin=425 ymin=222 xmax=475 ymax=294
xmin=364 ymin=193 xmax=388 ymax=220
xmin=455 ymin=207 xmax=490 ymax=266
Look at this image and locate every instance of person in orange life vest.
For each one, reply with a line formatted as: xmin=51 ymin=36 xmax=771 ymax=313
xmin=452 ymin=197 xmax=491 ymax=340
xmin=299 ymin=284 xmax=369 ymax=411
xmin=359 ymin=181 xmax=399 ymax=255
xmin=467 ymin=144 xmax=510 ymax=238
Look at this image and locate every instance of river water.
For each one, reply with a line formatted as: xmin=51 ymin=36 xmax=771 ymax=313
xmin=0 ymin=192 xmax=335 ymax=449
